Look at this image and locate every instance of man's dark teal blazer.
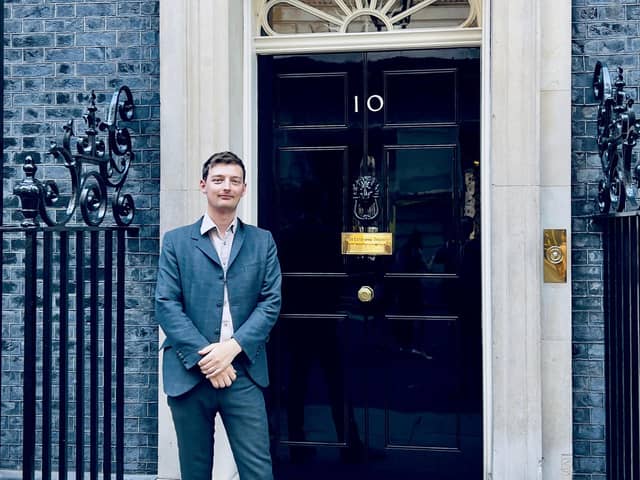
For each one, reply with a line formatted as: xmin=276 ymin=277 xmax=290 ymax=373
xmin=155 ymin=218 xmax=282 ymax=397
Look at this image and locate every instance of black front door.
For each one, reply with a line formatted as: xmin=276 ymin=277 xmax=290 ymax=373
xmin=259 ymin=49 xmax=482 ymax=480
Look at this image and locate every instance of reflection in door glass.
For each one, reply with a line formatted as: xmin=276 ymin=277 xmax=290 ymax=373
xmin=387 ymin=147 xmax=457 ymax=274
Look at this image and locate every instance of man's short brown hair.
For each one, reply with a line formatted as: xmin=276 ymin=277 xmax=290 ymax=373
xmin=202 ymin=151 xmax=246 ymax=182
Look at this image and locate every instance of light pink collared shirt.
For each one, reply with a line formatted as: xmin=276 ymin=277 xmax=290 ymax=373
xmin=200 ymin=214 xmax=237 ymax=342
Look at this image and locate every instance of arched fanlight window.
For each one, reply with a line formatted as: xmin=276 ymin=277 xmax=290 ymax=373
xmin=258 ymin=0 xmax=481 ymax=36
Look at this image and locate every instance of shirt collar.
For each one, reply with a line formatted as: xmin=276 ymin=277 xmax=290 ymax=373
xmin=200 ymin=213 xmax=238 ymax=236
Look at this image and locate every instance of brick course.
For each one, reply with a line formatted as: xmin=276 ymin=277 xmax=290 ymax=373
xmin=2 ymin=0 xmax=159 ymax=475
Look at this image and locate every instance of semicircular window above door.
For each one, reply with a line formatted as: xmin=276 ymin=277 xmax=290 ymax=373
xmin=258 ymin=0 xmax=482 ymax=35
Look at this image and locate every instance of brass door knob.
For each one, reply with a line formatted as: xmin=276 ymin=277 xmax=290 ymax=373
xmin=357 ymin=285 xmax=374 ymax=303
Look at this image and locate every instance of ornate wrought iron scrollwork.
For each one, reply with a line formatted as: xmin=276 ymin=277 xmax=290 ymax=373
xmin=593 ymin=62 xmax=640 ymax=214
xmin=13 ymin=87 xmax=136 ymax=227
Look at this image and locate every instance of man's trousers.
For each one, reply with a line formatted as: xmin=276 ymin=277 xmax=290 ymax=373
xmin=167 ymin=366 xmax=273 ymax=480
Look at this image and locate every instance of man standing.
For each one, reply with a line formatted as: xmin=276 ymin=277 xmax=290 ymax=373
xmin=156 ymin=151 xmax=281 ymax=479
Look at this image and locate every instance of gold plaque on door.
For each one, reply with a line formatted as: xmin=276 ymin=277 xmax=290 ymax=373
xmin=341 ymin=232 xmax=393 ymax=256
xmin=544 ymin=229 xmax=567 ymax=283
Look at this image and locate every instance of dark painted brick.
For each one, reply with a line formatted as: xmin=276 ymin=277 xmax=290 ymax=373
xmin=117 ymin=31 xmax=141 ymax=46
xmin=45 ymin=107 xmax=85 ymax=120
xmin=141 ymin=2 xmax=160 ymax=15
xmin=55 ymin=93 xmax=71 ymax=104
xmin=85 ymin=17 xmax=106 ymax=30
xmin=44 ymin=19 xmax=84 ymax=33
xmin=574 ymin=325 xmax=605 ymax=342
xmin=591 ymin=441 xmax=606 ymax=456
xmin=4 ymin=19 xmax=23 ymax=33
xmin=587 ymin=342 xmax=605 ymax=358
xmin=572 ymin=233 xmax=602 ymax=249
xmin=119 ymin=3 xmax=141 ymax=15
xmin=587 ymin=281 xmax=603 ymax=295
xmin=583 ymin=39 xmax=626 ymax=54
xmin=76 ymin=63 xmax=116 ymax=75
xmin=22 ymin=137 xmax=44 ymax=149
xmin=590 ymin=376 xmax=605 ymax=392
xmin=85 ymin=77 xmax=106 ymax=90
xmin=44 ymin=48 xmax=84 ymax=62
xmin=591 ymin=407 xmax=606 ymax=424
xmin=574 ymin=407 xmax=590 ymax=423
xmin=22 ymin=20 xmax=44 ymax=33
xmin=575 ymin=7 xmax=598 ymax=20
xmin=76 ymin=3 xmax=117 ymax=17
xmin=23 ymin=108 xmax=42 ymax=120
xmin=574 ymin=456 xmax=606 ymax=473
xmin=12 ymin=35 xmax=53 ymax=48
xmin=574 ymin=311 xmax=589 ymax=326
xmin=574 ymin=424 xmax=605 ymax=440
xmin=43 ymin=78 xmax=84 ymax=90
xmin=574 ymin=392 xmax=605 ymax=408
xmin=574 ymin=359 xmax=604 ymax=376
xmin=11 ymin=64 xmax=55 ymax=77
xmin=23 ymin=48 xmax=45 ymax=62
xmin=588 ymin=22 xmax=637 ymax=38
xmin=55 ymin=4 xmax=74 ymax=17
xmin=628 ymin=6 xmax=640 ymax=19
xmin=107 ymin=17 xmax=147 ymax=30
xmin=85 ymin=47 xmax=105 ymax=61
xmin=598 ymin=6 xmax=625 ymax=20
xmin=573 ymin=281 xmax=589 ymax=296
xmin=76 ymin=32 xmax=117 ymax=47
xmin=55 ymin=33 xmax=74 ymax=47
xmin=12 ymin=5 xmax=53 ymax=18
xmin=141 ymin=31 xmax=158 ymax=46
xmin=573 ymin=266 xmax=602 ymax=282
xmin=574 ymin=440 xmax=591 ymax=456
xmin=573 ymin=249 xmax=588 ymax=265
xmin=587 ymin=249 xmax=604 ymax=263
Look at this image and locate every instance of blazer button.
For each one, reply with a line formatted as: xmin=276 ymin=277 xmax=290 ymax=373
xmin=216 ymin=302 xmax=222 ymax=307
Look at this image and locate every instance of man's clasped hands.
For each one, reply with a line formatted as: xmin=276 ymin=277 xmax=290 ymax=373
xmin=197 ymin=338 xmax=243 ymax=389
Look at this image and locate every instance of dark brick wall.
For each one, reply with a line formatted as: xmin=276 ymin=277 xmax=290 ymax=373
xmin=2 ymin=0 xmax=159 ymax=474
xmin=571 ymin=1 xmax=640 ymax=479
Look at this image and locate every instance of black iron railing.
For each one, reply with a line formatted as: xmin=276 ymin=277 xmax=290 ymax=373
xmin=603 ymin=212 xmax=640 ymax=480
xmin=1 ymin=86 xmax=138 ymax=480
xmin=0 ymin=225 xmax=136 ymax=480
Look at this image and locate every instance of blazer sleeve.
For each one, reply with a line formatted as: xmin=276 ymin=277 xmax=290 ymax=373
xmin=155 ymin=232 xmax=210 ymax=370
xmin=232 ymin=232 xmax=282 ymax=363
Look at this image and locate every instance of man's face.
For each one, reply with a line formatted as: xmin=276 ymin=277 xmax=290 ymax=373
xmin=200 ymin=163 xmax=246 ymax=214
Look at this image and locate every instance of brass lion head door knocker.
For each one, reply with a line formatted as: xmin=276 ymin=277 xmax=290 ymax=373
xmin=341 ymin=155 xmax=392 ymax=257
xmin=352 ymin=155 xmax=380 ymax=230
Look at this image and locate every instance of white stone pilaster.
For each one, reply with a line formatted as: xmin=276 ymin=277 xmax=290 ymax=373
xmin=159 ymin=1 xmax=244 ymax=478
xmin=489 ymin=0 xmax=544 ymax=478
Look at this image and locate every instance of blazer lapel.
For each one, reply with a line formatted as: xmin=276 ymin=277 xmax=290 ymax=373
xmin=228 ymin=220 xmax=246 ymax=269
xmin=191 ymin=219 xmax=222 ymax=267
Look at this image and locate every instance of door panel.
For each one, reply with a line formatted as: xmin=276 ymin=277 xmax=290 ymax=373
xmin=386 ymin=146 xmax=458 ymax=273
xmin=259 ymin=48 xmax=482 ymax=480
xmin=275 ymin=147 xmax=349 ymax=272
xmin=383 ymin=69 xmax=457 ymax=125
xmin=276 ymin=73 xmax=350 ymax=128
